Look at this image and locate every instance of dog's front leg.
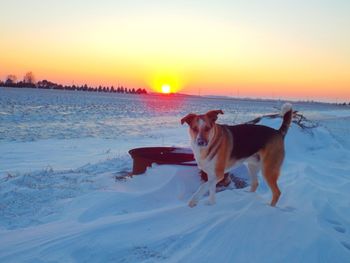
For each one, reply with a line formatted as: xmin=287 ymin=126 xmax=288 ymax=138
xmin=207 ymin=169 xmax=225 ymax=205
xmin=188 ymin=181 xmax=210 ymax=207
xmin=206 ymin=178 xmax=217 ymax=205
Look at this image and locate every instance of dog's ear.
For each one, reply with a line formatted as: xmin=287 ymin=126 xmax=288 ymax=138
xmin=181 ymin=113 xmax=196 ymax=125
xmin=206 ymin=110 xmax=224 ymax=123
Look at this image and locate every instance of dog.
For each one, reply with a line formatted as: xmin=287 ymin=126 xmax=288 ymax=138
xmin=181 ymin=103 xmax=292 ymax=207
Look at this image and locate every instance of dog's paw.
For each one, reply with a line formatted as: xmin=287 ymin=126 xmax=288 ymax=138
xmin=188 ymin=199 xmax=198 ymax=208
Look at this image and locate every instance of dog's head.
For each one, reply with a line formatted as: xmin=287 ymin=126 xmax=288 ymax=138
xmin=181 ymin=110 xmax=224 ymax=147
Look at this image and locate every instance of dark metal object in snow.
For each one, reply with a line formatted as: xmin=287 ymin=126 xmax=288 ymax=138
xmin=129 ymin=147 xmax=196 ymax=175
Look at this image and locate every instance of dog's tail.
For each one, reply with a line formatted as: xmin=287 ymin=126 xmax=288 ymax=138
xmin=279 ymin=103 xmax=293 ymax=138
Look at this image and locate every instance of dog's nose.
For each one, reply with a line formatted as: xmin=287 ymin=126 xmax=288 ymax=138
xmin=197 ymin=138 xmax=208 ymax=147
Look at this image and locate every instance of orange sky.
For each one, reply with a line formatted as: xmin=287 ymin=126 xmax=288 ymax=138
xmin=1 ymin=1 xmax=350 ymax=101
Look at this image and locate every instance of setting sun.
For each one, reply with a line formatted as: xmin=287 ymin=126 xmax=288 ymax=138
xmin=161 ymin=84 xmax=171 ymax=94
xmin=150 ymin=74 xmax=182 ymax=94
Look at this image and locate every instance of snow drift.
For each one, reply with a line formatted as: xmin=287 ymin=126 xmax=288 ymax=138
xmin=1 ymin=115 xmax=350 ymax=263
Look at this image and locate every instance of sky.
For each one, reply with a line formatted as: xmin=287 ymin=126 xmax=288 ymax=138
xmin=1 ymin=0 xmax=350 ymax=101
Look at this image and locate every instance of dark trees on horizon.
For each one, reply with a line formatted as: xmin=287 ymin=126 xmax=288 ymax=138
xmin=0 ymin=72 xmax=147 ymax=95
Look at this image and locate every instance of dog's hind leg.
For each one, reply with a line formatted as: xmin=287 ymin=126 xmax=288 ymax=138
xmin=263 ymin=168 xmax=281 ymax=206
xmin=247 ymin=161 xmax=260 ymax=192
xmin=261 ymin=138 xmax=284 ymax=206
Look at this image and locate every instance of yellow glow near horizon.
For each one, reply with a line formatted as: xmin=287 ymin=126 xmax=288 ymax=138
xmin=1 ymin=1 xmax=350 ymax=101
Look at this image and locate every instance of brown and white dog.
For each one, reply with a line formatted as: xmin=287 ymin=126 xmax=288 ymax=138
xmin=181 ymin=103 xmax=293 ymax=207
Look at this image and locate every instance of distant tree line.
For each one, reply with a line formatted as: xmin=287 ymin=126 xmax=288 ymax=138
xmin=0 ymin=72 xmax=148 ymax=95
xmin=333 ymin=102 xmax=350 ymax=107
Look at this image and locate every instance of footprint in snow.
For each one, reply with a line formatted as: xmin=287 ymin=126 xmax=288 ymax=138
xmin=325 ymin=217 xmax=350 ymax=252
xmin=326 ymin=219 xmax=347 ymax=234
xmin=326 ymin=218 xmax=342 ymax=225
xmin=334 ymin=226 xmax=346 ymax=234
xmin=341 ymin=241 xmax=350 ymax=251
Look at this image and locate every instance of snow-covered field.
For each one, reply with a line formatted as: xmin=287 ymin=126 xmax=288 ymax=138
xmin=1 ymin=88 xmax=350 ymax=262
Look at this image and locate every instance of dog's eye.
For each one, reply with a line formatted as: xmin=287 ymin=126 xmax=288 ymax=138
xmin=204 ymin=127 xmax=211 ymax=132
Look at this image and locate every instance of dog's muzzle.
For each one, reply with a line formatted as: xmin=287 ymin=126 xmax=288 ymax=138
xmin=196 ymin=138 xmax=208 ymax=147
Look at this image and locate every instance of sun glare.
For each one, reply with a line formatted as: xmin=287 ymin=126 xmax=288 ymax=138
xmin=161 ymin=84 xmax=171 ymax=94
xmin=150 ymin=74 xmax=182 ymax=94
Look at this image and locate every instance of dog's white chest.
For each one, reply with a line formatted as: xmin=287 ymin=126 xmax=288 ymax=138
xmin=191 ymin=142 xmax=216 ymax=175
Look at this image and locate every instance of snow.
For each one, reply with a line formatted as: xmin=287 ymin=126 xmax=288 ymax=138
xmin=1 ymin=88 xmax=350 ymax=262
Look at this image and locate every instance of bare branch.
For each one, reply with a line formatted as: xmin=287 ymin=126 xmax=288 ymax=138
xmin=245 ymin=110 xmax=318 ymax=132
